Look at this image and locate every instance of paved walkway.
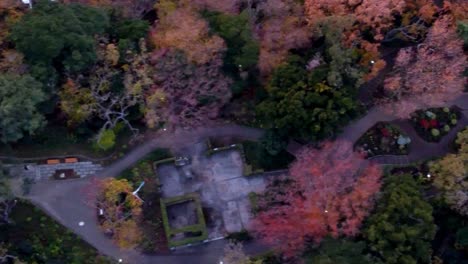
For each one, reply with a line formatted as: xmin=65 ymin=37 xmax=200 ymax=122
xmin=19 ymin=93 xmax=468 ymax=263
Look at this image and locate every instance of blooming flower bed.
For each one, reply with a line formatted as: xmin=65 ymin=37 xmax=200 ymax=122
xmin=355 ymin=122 xmax=411 ymax=157
xmin=410 ymin=107 xmax=461 ymax=142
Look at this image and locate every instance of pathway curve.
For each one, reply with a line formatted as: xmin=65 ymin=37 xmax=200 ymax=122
xmin=20 ymin=93 xmax=468 ymax=263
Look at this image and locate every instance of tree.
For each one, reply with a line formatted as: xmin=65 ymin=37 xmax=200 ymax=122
xmin=259 ymin=129 xmax=288 ymax=156
xmin=60 ymin=42 xmax=147 ymax=142
xmin=0 ymin=74 xmax=45 ymax=143
xmin=382 ymin=15 xmax=466 ymax=118
xmin=256 ymin=55 xmax=359 ymax=141
xmin=220 ymin=241 xmax=252 ymax=264
xmin=252 ymin=141 xmax=382 ymax=257
xmin=192 ymin=0 xmax=242 ymax=14
xmin=304 ymin=237 xmax=375 ymax=264
xmin=151 ymin=4 xmax=226 ymax=65
xmin=0 ymin=164 xmax=16 ymax=226
xmin=10 ymin=0 xmax=109 ymax=88
xmin=0 ymin=243 xmax=24 ymax=264
xmin=254 ymin=0 xmax=311 ymax=75
xmin=84 ymin=178 xmax=142 ymax=249
xmin=205 ymin=10 xmax=259 ymax=72
xmin=63 ymin=0 xmax=155 ymax=18
xmin=457 ymin=20 xmax=468 ymax=48
xmin=304 ymin=0 xmax=436 ymax=41
xmin=364 ymin=174 xmax=436 ymax=264
xmin=147 ymin=50 xmax=232 ymax=129
xmin=429 ymin=127 xmax=468 ymax=216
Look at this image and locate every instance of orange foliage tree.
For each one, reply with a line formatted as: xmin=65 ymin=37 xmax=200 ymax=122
xmin=382 ymin=15 xmax=466 ymax=118
xmin=252 ymin=141 xmax=382 ymax=257
xmin=304 ymin=0 xmax=437 ymax=79
xmin=151 ymin=3 xmax=226 ymax=65
xmin=84 ymin=178 xmax=143 ymax=249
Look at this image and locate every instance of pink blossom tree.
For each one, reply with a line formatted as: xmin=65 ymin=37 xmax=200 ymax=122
xmin=382 ymin=15 xmax=466 ymax=118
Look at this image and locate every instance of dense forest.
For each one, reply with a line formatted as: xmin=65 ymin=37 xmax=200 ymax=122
xmin=0 ymin=0 xmax=466 ymax=263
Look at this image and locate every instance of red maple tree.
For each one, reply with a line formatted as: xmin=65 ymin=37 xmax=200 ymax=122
xmin=252 ymin=141 xmax=382 ymax=257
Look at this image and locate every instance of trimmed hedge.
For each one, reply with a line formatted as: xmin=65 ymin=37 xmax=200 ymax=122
xmin=160 ymin=193 xmax=208 ymax=248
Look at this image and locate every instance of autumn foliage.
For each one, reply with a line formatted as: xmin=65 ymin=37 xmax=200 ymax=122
xmin=255 ymin=0 xmax=311 ymax=75
xmin=84 ymin=178 xmax=143 ymax=249
xmin=147 ymin=50 xmax=232 ymax=129
xmin=382 ymin=15 xmax=466 ymax=118
xmin=151 ymin=4 xmax=226 ymax=65
xmin=252 ymin=141 xmax=382 ymax=256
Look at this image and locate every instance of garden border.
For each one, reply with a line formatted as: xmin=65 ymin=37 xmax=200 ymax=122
xmin=160 ymin=192 xmax=208 ymax=248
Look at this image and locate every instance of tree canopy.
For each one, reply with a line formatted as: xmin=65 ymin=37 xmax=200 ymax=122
xmin=0 ymin=74 xmax=45 ymax=143
xmin=253 ymin=141 xmax=381 ymax=256
xmin=10 ymin=0 xmax=109 ymax=88
xmin=364 ymin=174 xmax=436 ymax=264
xmin=256 ymin=55 xmax=359 ymax=140
xmin=429 ymin=127 xmax=468 ymax=216
xmin=304 ymin=237 xmax=375 ymax=264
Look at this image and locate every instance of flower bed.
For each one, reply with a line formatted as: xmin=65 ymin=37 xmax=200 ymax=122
xmin=410 ymin=107 xmax=461 ymax=142
xmin=355 ymin=122 xmax=411 ymax=157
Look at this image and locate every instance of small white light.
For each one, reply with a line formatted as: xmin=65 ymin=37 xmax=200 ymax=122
xmin=370 ymin=60 xmax=375 ymax=64
xmin=78 ymin=221 xmax=85 ymax=226
xmin=427 ymin=173 xmax=431 ymax=178
xmin=163 ymin=128 xmax=167 ymax=131
xmin=324 ymin=210 xmax=328 ymax=213
xmin=118 ymin=259 xmax=123 ymax=263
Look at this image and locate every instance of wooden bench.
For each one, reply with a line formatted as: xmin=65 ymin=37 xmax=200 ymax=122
xmin=46 ymin=159 xmax=60 ymax=165
xmin=65 ymin=157 xmax=78 ymax=163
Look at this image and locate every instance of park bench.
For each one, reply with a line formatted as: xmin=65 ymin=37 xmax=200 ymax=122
xmin=65 ymin=157 xmax=78 ymax=163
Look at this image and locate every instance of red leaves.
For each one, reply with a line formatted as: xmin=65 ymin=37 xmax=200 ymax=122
xmin=252 ymin=141 xmax=382 ymax=257
xmin=429 ymin=119 xmax=438 ymax=128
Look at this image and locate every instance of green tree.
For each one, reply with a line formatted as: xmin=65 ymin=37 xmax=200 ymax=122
xmin=111 ymin=19 xmax=150 ymax=53
xmin=456 ymin=227 xmax=468 ymax=249
xmin=205 ymin=10 xmax=259 ymax=71
xmin=304 ymin=237 xmax=375 ymax=264
xmin=256 ymin=56 xmax=358 ymax=141
xmin=259 ymin=129 xmax=288 ymax=156
xmin=0 ymin=74 xmax=45 ymax=143
xmin=457 ymin=20 xmax=468 ymax=47
xmin=315 ymin=16 xmax=367 ymax=90
xmin=364 ymin=174 xmax=436 ymax=264
xmin=10 ymin=0 xmax=109 ymax=89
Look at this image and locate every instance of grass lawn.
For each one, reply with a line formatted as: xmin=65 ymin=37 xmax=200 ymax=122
xmin=0 ymin=201 xmax=112 ymax=264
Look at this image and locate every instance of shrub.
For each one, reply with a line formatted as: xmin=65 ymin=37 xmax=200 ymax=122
xmin=431 ymin=129 xmax=440 ymax=137
xmin=226 ymin=229 xmax=252 ymax=242
xmin=451 ymin=119 xmax=458 ymax=125
xmin=96 ymin=129 xmax=116 ymax=151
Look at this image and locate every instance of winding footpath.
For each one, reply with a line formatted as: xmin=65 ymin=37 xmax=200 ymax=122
xmin=11 ymin=93 xmax=468 ymax=263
